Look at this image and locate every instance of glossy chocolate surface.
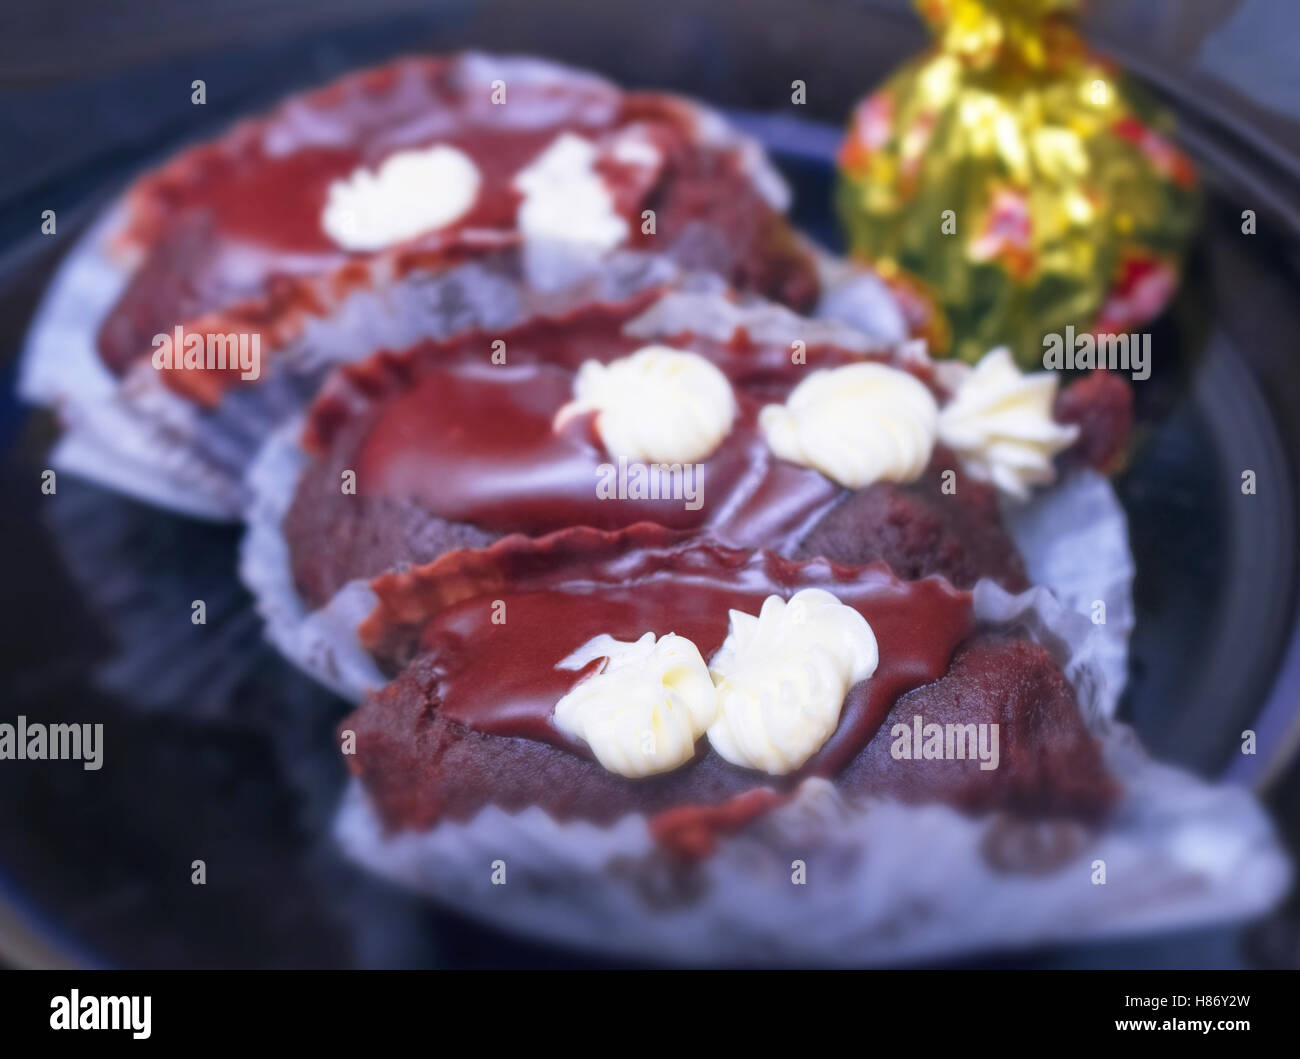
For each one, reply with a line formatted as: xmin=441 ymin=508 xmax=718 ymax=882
xmin=370 ymin=529 xmax=974 ymax=778
xmin=319 ymin=305 xmax=926 ymax=549
xmin=97 ymin=56 xmax=813 ymax=383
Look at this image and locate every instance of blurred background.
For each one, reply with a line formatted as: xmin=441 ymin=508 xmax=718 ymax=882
xmin=1 ymin=0 xmax=1299 ymax=967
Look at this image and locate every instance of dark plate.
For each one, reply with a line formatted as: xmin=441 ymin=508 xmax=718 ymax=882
xmin=1 ymin=1 xmax=1298 ymax=968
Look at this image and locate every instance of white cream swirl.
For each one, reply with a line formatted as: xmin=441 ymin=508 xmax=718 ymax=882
xmin=937 ymin=347 xmax=1079 ymax=500
xmin=321 ymin=145 xmax=481 ymax=251
xmin=759 ymin=363 xmax=938 ymax=489
xmin=706 ymin=589 xmax=878 ymax=775
xmin=514 ymin=132 xmax=629 ymax=254
xmin=555 ymin=345 xmax=737 ymax=464
xmin=553 ymin=632 xmax=718 ymax=778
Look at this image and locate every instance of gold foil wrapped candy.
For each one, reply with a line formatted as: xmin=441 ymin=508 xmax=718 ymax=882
xmin=837 ymin=0 xmax=1198 ymax=366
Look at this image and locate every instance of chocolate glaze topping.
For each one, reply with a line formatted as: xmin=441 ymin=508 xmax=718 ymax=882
xmin=361 ymin=524 xmax=974 ymax=779
xmin=98 ymin=55 xmax=819 ymax=397
xmin=308 ymin=301 xmax=928 ymax=550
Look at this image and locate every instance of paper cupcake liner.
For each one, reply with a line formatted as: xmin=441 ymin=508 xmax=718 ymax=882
xmin=17 ymin=207 xmax=239 ymax=518
xmin=1001 ymin=470 xmax=1136 ymax=717
xmin=241 ymin=420 xmax=388 ymax=701
xmin=624 ymin=275 xmax=914 ymax=356
xmin=17 ymin=52 xmax=905 ymax=521
xmin=38 ymin=469 xmax=374 ymax=857
xmin=332 ymin=578 xmax=1288 ymax=964
xmin=39 ymin=473 xmax=265 ymax=715
xmin=810 ymin=244 xmax=910 ymax=344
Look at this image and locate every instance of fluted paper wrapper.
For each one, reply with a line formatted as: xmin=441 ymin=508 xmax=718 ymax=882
xmin=332 ymin=579 xmax=1287 ymax=964
xmin=241 ymin=425 xmax=388 ymax=700
xmin=17 ymin=207 xmax=246 ymax=518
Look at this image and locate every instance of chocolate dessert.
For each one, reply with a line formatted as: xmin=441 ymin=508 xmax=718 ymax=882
xmin=97 ymin=54 xmax=818 ymax=405
xmin=343 ymin=525 xmax=1118 ymax=856
xmin=283 ymin=294 xmax=1129 ymax=610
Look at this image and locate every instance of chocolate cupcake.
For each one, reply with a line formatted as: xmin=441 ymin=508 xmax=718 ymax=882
xmin=98 ymin=53 xmax=818 ymax=399
xmin=21 ymin=53 xmax=839 ymax=518
xmin=331 ymin=523 xmax=1285 ymax=963
xmin=348 ymin=524 xmax=1117 ymax=853
xmin=278 ymin=287 xmax=1124 ymax=598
